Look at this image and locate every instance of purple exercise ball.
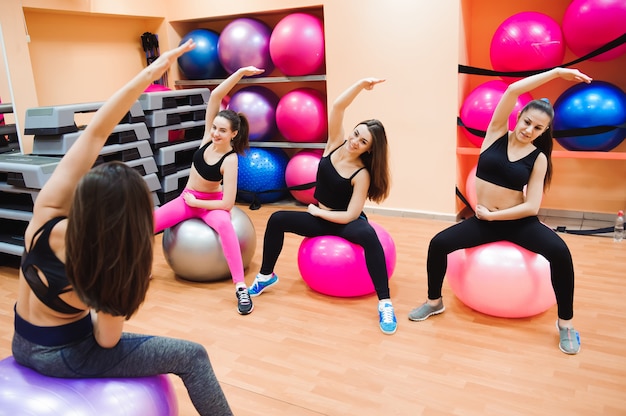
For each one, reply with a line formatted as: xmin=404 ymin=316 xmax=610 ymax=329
xmin=218 ymin=18 xmax=274 ymax=75
xmin=0 ymin=356 xmax=178 ymax=416
xmin=228 ymin=86 xmax=279 ymax=142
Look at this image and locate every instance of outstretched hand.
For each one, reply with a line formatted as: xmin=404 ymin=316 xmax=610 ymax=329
xmin=361 ymin=78 xmax=386 ymax=90
xmin=239 ymin=66 xmax=265 ymax=77
xmin=558 ymin=68 xmax=592 ymax=84
xmin=148 ymin=39 xmax=196 ymax=81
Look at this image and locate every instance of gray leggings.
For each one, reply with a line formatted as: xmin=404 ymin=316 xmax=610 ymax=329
xmin=12 ymin=331 xmax=233 ymax=416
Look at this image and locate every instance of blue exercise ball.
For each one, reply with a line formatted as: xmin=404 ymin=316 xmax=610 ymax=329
xmin=237 ymin=148 xmax=290 ymax=204
xmin=177 ymin=29 xmax=227 ymax=80
xmin=554 ymin=81 xmax=626 ymax=151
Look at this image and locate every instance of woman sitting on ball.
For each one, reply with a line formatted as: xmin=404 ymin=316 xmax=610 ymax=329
xmin=13 ymin=40 xmax=234 ymax=415
xmin=408 ymin=67 xmax=592 ymax=355
xmin=248 ymin=78 xmax=398 ymax=335
xmin=154 ymin=66 xmax=264 ymax=315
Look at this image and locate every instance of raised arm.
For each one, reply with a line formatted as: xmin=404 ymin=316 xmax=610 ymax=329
xmin=31 ymin=40 xmax=196 ymax=225
xmin=327 ymin=78 xmax=385 ymax=153
xmin=201 ymin=66 xmax=264 ymax=145
xmin=483 ymin=68 xmax=592 ymax=149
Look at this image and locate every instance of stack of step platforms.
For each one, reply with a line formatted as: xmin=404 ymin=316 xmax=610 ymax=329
xmin=28 ymin=101 xmax=162 ymax=206
xmin=137 ymin=87 xmax=209 ymax=205
xmin=0 ymin=102 xmax=20 ymax=154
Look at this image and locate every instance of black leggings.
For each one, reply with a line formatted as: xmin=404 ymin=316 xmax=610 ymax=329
xmin=261 ymin=210 xmax=391 ymax=300
xmin=427 ymin=216 xmax=575 ymax=320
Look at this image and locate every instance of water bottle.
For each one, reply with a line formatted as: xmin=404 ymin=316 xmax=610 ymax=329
xmin=615 ymin=210 xmax=624 ymax=242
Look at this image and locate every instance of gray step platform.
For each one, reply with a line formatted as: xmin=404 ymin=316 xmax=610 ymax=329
xmin=125 ymin=156 xmax=158 ymax=177
xmin=156 ymin=168 xmax=190 ymax=205
xmin=138 ymin=88 xmax=210 ymax=111
xmin=144 ymin=104 xmax=206 ymax=128
xmin=32 ymin=122 xmax=150 ymax=156
xmin=95 ymin=139 xmax=154 ymax=164
xmin=24 ymin=101 xmax=145 ymax=135
xmin=1 ymin=102 xmax=20 ymax=154
xmin=0 ymin=183 xmax=37 ymax=216
xmin=147 ymin=120 xmax=205 ymax=148
xmin=153 ymin=139 xmax=200 ymax=176
xmin=0 ymin=153 xmax=61 ymax=189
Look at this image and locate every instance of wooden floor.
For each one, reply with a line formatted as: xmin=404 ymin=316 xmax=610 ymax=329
xmin=1 ymin=204 xmax=626 ymax=416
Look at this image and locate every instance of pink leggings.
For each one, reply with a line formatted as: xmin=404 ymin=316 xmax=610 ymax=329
xmin=154 ymin=189 xmax=244 ymax=284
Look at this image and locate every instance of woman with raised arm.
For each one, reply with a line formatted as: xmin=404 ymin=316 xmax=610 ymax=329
xmin=247 ymin=78 xmax=397 ymax=334
xmin=408 ymin=67 xmax=593 ymax=354
xmin=12 ymin=40 xmax=234 ymax=415
xmin=154 ymin=66 xmax=263 ymax=316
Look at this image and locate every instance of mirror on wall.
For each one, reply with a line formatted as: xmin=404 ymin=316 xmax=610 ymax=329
xmin=0 ymin=23 xmax=20 ymax=154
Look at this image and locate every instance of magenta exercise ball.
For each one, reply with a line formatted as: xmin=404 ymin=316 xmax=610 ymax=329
xmin=276 ymin=88 xmax=327 ymax=143
xmin=285 ymin=150 xmax=322 ymax=204
xmin=490 ymin=12 xmax=565 ymax=82
xmin=298 ymin=222 xmax=396 ymax=297
xmin=460 ymin=80 xmax=533 ymax=147
xmin=563 ymin=0 xmax=626 ymax=62
xmin=218 ymin=18 xmax=274 ymax=74
xmin=447 ymin=241 xmax=556 ymax=318
xmin=0 ymin=356 xmax=178 ymax=416
xmin=269 ymin=13 xmax=325 ymax=76
xmin=228 ymin=86 xmax=279 ymax=142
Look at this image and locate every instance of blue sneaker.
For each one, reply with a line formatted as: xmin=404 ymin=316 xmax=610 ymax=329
xmin=378 ymin=302 xmax=397 ymax=335
xmin=248 ymin=273 xmax=279 ymax=297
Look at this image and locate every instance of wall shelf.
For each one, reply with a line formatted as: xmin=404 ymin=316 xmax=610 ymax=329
xmin=175 ymin=75 xmax=326 ymax=88
xmin=250 ymin=142 xmax=325 ymax=149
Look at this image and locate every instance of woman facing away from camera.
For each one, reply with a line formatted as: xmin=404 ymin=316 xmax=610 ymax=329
xmin=247 ymin=78 xmax=398 ymax=334
xmin=153 ymin=65 xmax=264 ymax=316
xmin=408 ymin=67 xmax=593 ymax=354
xmin=12 ymin=40 xmax=234 ymax=415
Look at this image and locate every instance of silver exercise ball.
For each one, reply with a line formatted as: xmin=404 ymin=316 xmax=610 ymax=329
xmin=161 ymin=206 xmax=257 ymax=282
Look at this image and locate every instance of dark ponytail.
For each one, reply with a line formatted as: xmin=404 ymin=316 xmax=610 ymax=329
xmin=216 ymin=109 xmax=250 ymax=155
xmin=522 ymin=99 xmax=554 ymax=190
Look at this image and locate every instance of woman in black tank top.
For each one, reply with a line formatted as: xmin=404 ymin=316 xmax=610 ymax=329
xmin=153 ymin=66 xmax=263 ymax=316
xmin=13 ymin=41 xmax=235 ymax=415
xmin=408 ymin=68 xmax=592 ymax=355
xmin=248 ymin=78 xmax=399 ymax=335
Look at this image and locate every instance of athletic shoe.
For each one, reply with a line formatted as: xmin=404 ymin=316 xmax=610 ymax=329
xmin=236 ymin=287 xmax=253 ymax=315
xmin=556 ymin=320 xmax=581 ymax=355
xmin=378 ymin=302 xmax=397 ymax=335
xmin=407 ymin=300 xmax=445 ymax=321
xmin=248 ymin=273 xmax=279 ymax=297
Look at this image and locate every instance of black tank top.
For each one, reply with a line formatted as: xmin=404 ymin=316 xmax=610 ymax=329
xmin=193 ymin=141 xmax=236 ymax=182
xmin=313 ymin=142 xmax=365 ymax=210
xmin=476 ymin=133 xmax=541 ymax=191
xmin=20 ymin=217 xmax=84 ymax=315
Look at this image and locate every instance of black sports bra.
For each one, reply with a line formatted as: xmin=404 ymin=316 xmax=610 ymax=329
xmin=193 ymin=141 xmax=235 ymax=182
xmin=476 ymin=133 xmax=541 ymax=191
xmin=313 ymin=142 xmax=365 ymax=210
xmin=20 ymin=217 xmax=84 ymax=315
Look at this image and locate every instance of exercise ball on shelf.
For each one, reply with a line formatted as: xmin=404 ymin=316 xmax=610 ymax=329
xmin=162 ymin=207 xmax=256 ymax=282
xmin=490 ymin=12 xmax=565 ymax=82
xmin=553 ymin=81 xmax=626 ymax=151
xmin=297 ymin=222 xmax=396 ymax=298
xmin=217 ymin=18 xmax=274 ymax=75
xmin=269 ymin=13 xmax=325 ymax=76
xmin=276 ymin=88 xmax=327 ymax=143
xmin=447 ymin=241 xmax=556 ymax=318
xmin=237 ymin=147 xmax=290 ymax=204
xmin=177 ymin=29 xmax=226 ymax=80
xmin=228 ymin=86 xmax=279 ymax=142
xmin=0 ymin=356 xmax=178 ymax=416
xmin=459 ymin=80 xmax=533 ymax=147
xmin=285 ymin=150 xmax=322 ymax=205
xmin=562 ymin=0 xmax=626 ymax=62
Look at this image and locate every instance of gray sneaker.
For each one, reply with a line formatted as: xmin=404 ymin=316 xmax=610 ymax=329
xmin=556 ymin=321 xmax=581 ymax=355
xmin=408 ymin=300 xmax=445 ymax=321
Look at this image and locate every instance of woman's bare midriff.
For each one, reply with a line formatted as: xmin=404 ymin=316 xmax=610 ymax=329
xmin=475 ymin=178 xmax=525 ymax=211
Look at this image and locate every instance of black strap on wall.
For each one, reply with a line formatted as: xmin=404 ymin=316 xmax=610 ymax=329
xmin=238 ymin=181 xmax=316 ymax=210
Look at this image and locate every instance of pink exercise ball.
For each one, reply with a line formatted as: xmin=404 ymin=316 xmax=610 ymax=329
xmin=285 ymin=150 xmax=321 ymax=204
xmin=447 ymin=241 xmax=556 ymax=318
xmin=0 ymin=356 xmax=177 ymax=416
xmin=269 ymin=13 xmax=325 ymax=76
xmin=297 ymin=222 xmax=396 ymax=297
xmin=276 ymin=88 xmax=327 ymax=143
xmin=228 ymin=86 xmax=279 ymax=141
xmin=218 ymin=18 xmax=274 ymax=74
xmin=562 ymin=0 xmax=626 ymax=62
xmin=460 ymin=80 xmax=533 ymax=147
xmin=490 ymin=12 xmax=565 ymax=82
